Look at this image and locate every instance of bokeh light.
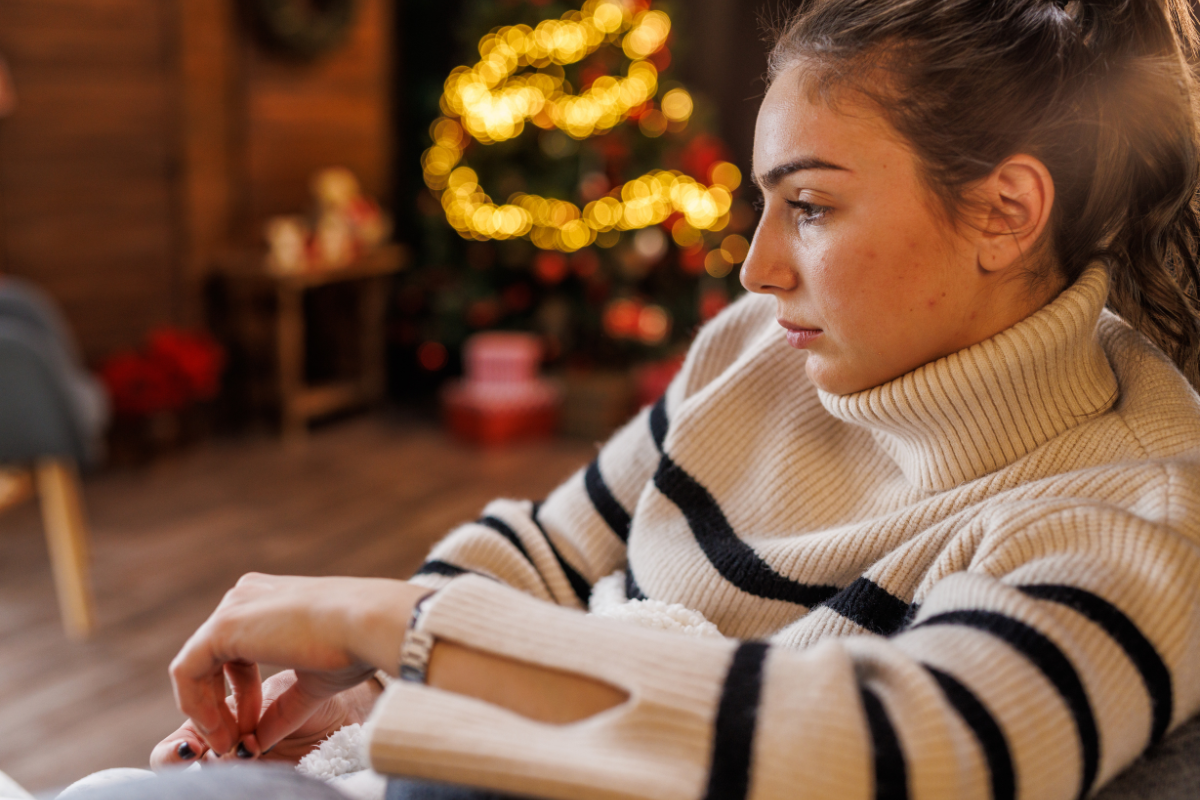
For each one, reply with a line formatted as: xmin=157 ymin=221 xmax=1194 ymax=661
xmin=660 ymin=88 xmax=693 ymax=122
xmin=720 ymin=234 xmax=750 ymax=264
xmin=420 ymin=1 xmax=739 ymax=251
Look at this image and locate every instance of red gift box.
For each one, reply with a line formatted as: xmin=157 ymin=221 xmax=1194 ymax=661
xmin=441 ymin=332 xmax=562 ymax=446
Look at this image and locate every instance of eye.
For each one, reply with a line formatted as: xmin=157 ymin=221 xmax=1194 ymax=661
xmin=787 ymin=199 xmax=830 ymax=225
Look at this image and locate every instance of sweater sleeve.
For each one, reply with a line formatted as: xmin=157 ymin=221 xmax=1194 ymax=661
xmin=407 ymin=291 xmax=774 ymax=607
xmin=406 ymin=399 xmax=660 ymax=607
xmin=368 ymin=483 xmax=1200 ymax=800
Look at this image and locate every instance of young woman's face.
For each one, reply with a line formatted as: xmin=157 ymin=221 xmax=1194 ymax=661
xmin=742 ymin=66 xmax=991 ymax=395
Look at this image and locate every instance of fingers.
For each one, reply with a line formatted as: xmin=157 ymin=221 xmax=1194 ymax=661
xmin=170 ymin=643 xmax=241 ymax=757
xmin=225 ymin=660 xmax=263 ymax=756
xmin=149 ymin=721 xmax=210 ymax=770
xmin=252 ymin=673 xmax=330 ymax=753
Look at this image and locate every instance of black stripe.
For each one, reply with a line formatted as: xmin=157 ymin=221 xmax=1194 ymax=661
xmin=653 ymin=454 xmax=839 ymax=607
xmin=902 ymin=602 xmax=922 ymax=630
xmin=1019 ymin=584 xmax=1173 ymax=746
xmin=822 ymin=578 xmax=910 ymax=636
xmin=413 ymin=560 xmax=467 ymax=578
xmin=584 ymin=459 xmax=632 ymax=542
xmin=649 ymin=395 xmax=668 ymax=452
xmin=860 ymin=686 xmax=909 ymax=800
xmin=704 ymin=642 xmax=769 ymax=800
xmin=529 ymin=502 xmax=592 ymax=607
xmin=476 ymin=515 xmax=555 ymax=597
xmin=477 ymin=516 xmax=536 ymax=566
xmin=924 ymin=666 xmax=1014 ymax=800
xmin=915 ymin=610 xmax=1098 ymax=800
xmin=625 ymin=568 xmax=648 ymax=600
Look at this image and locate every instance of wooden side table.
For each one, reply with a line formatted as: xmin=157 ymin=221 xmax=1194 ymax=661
xmin=216 ymin=244 xmax=408 ymax=441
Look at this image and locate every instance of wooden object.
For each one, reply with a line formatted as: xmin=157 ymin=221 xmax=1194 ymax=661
xmin=218 ymin=244 xmax=407 ymax=441
xmin=0 ymin=462 xmax=95 ymax=641
xmin=0 ymin=467 xmax=32 ymax=510
xmin=34 ymin=459 xmax=95 ymax=640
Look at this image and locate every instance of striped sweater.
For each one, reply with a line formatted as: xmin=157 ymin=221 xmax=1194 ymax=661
xmin=366 ymin=264 xmax=1200 ymax=800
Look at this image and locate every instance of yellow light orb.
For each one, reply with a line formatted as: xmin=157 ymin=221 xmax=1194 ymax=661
xmin=639 ymin=109 xmax=668 ymax=138
xmin=559 ymin=219 xmax=595 ymax=251
xmin=710 ymin=161 xmax=742 ymax=191
xmin=660 ymin=88 xmax=693 ymax=122
xmin=671 ymin=218 xmax=702 ymax=247
xmin=592 ymin=2 xmax=625 ymax=33
xmin=720 ymin=234 xmax=750 ymax=264
xmin=704 ymin=187 xmax=730 ymax=215
xmin=705 ymin=249 xmax=733 ymax=278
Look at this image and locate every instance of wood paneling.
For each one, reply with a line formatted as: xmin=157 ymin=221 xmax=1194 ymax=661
xmin=0 ymin=0 xmax=178 ymax=360
xmin=0 ymin=0 xmax=395 ymax=358
xmin=0 ymin=416 xmax=595 ymax=793
xmin=242 ymin=0 xmax=393 ymax=230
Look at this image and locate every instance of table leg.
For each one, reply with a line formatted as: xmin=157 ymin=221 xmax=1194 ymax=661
xmin=277 ymin=286 xmax=306 ymax=443
xmin=360 ymin=276 xmax=388 ymax=404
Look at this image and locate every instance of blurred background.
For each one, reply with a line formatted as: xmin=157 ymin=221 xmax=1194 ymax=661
xmin=0 ymin=0 xmax=794 ymax=792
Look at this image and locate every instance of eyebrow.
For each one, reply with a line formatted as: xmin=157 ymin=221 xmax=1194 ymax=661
xmin=753 ymin=157 xmax=850 ymax=190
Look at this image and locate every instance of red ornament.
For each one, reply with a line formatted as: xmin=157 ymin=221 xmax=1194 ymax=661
xmin=603 ymin=299 xmax=642 ymax=339
xmin=534 ymin=251 xmax=569 ymax=284
xmin=570 ymin=249 xmax=601 ymax=279
xmin=679 ymin=244 xmax=707 ymax=276
xmin=700 ymin=287 xmax=730 ymax=322
xmin=681 ymin=134 xmax=730 ymax=186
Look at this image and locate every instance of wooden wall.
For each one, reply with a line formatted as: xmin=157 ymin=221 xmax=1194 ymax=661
xmin=0 ymin=0 xmax=394 ymax=361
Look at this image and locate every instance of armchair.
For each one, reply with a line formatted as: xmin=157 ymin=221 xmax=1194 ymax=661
xmin=0 ymin=277 xmax=108 ymax=639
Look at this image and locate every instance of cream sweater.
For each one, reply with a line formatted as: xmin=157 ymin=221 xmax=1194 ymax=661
xmin=366 ymin=265 xmax=1200 ymax=800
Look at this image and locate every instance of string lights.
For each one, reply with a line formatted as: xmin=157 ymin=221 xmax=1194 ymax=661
xmin=421 ymin=0 xmax=744 ymax=253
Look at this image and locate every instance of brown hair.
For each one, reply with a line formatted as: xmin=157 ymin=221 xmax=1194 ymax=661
xmin=770 ymin=0 xmax=1200 ymax=387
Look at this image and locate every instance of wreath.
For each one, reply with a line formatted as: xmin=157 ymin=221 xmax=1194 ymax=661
xmin=245 ymin=0 xmax=358 ymax=58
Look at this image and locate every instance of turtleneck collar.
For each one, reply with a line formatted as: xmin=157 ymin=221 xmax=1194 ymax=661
xmin=818 ymin=265 xmax=1118 ymax=492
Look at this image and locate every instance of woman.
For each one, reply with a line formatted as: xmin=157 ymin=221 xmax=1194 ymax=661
xmin=150 ymin=1 xmax=1200 ymax=798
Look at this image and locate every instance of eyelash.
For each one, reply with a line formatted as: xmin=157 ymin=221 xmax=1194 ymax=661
xmin=751 ymin=194 xmax=830 ymax=225
xmin=786 ymin=199 xmax=830 ymax=224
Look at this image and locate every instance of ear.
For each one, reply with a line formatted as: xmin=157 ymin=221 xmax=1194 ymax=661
xmin=973 ymin=154 xmax=1055 ymax=274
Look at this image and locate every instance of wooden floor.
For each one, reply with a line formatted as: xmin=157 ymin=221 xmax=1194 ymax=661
xmin=0 ymin=413 xmax=596 ymax=794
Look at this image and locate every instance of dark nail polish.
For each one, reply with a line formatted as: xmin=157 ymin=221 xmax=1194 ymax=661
xmin=236 ymin=742 xmax=253 ymax=759
xmin=176 ymin=741 xmax=196 ymax=760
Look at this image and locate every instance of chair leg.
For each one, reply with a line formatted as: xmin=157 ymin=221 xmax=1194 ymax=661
xmin=0 ymin=468 xmax=32 ymax=512
xmin=35 ymin=458 xmax=96 ymax=640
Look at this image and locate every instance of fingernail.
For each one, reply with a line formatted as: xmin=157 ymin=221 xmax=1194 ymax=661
xmin=236 ymin=742 xmax=253 ymax=759
xmin=177 ymin=741 xmax=196 ymax=760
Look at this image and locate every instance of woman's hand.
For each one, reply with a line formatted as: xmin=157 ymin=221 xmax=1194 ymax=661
xmin=150 ymin=670 xmax=381 ymax=768
xmin=166 ymin=572 xmax=430 ymax=759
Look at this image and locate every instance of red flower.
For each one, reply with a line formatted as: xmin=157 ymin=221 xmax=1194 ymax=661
xmin=99 ymin=328 xmax=226 ymax=416
xmin=147 ymin=328 xmax=226 ymax=400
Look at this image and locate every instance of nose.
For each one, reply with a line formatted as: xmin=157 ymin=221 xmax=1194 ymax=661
xmin=739 ymin=218 xmax=798 ymax=295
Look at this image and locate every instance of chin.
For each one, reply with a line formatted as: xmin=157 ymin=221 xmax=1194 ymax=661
xmin=805 ymin=358 xmax=876 ymax=396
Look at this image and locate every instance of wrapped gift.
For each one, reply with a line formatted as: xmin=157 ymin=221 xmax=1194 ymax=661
xmin=441 ymin=332 xmax=561 ymax=446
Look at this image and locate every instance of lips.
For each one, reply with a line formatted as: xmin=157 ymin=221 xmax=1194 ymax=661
xmin=777 ymin=318 xmax=822 ymax=349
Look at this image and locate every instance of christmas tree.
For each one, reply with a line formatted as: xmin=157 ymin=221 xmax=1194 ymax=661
xmin=406 ymin=0 xmax=752 ymax=375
